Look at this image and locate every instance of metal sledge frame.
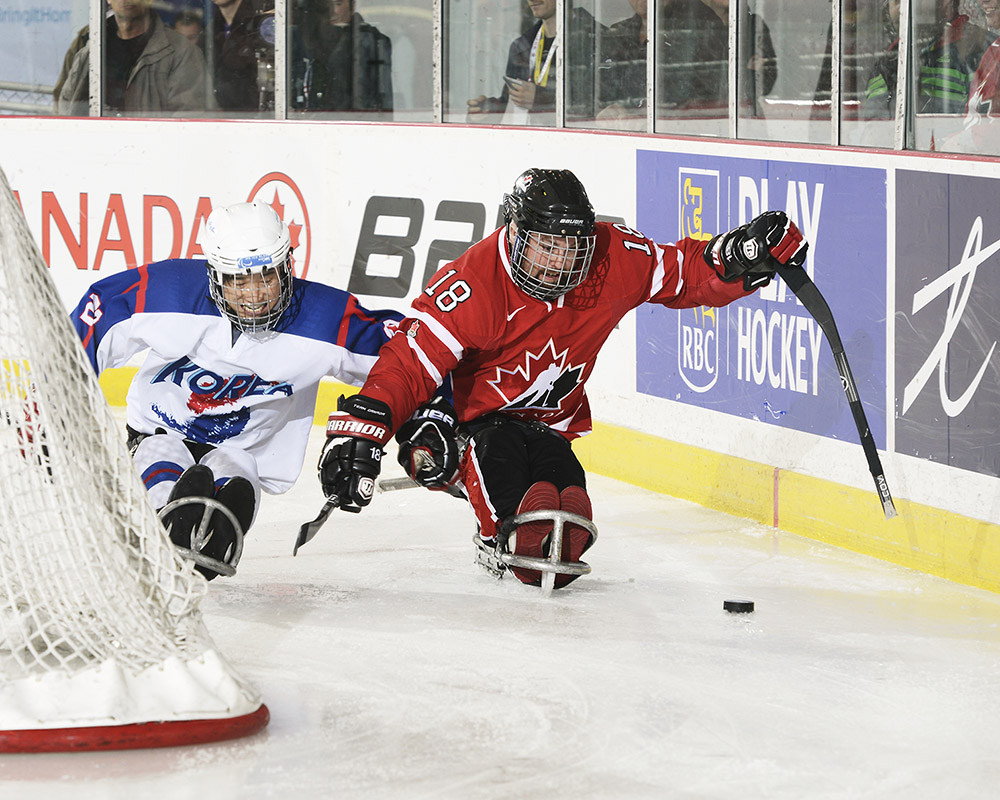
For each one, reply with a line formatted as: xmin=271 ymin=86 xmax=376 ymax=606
xmin=158 ymin=496 xmax=246 ymax=577
xmin=488 ymin=509 xmax=599 ymax=595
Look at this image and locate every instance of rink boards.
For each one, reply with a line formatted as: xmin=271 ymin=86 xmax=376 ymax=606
xmin=1 ymin=117 xmax=995 ymax=592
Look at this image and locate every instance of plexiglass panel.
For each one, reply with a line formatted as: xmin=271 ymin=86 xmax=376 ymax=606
xmin=290 ymin=0 xmax=431 ymax=120
xmin=912 ymin=0 xmax=1000 ymax=154
xmin=18 ymin=0 xmax=1000 ymax=154
xmin=740 ymin=0 xmax=832 ymax=144
xmin=445 ymin=0 xmax=531 ymax=124
xmin=589 ymin=0 xmax=647 ymax=130
xmin=654 ymin=0 xmax=728 ymax=137
xmin=735 ymin=0 xmax=778 ymax=136
xmin=13 ymin=0 xmax=86 ymax=116
xmin=564 ymin=0 xmax=620 ymax=128
xmin=840 ymin=0 xmax=897 ymax=149
xmin=206 ymin=0 xmax=275 ymax=116
xmin=50 ymin=0 xmax=272 ymax=118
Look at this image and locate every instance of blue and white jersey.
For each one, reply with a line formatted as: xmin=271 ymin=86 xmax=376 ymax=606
xmin=72 ymin=259 xmax=402 ymax=494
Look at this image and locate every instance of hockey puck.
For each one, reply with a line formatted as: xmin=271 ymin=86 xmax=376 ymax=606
xmin=723 ymin=599 xmax=754 ymax=614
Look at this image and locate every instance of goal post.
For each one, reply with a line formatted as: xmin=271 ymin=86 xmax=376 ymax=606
xmin=0 ymin=166 xmax=268 ymax=753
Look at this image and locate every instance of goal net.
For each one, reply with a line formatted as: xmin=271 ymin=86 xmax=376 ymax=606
xmin=0 ymin=166 xmax=268 ymax=752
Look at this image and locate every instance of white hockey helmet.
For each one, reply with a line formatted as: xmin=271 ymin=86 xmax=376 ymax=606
xmin=202 ymin=201 xmax=294 ymax=333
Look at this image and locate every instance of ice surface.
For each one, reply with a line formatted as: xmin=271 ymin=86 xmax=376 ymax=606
xmin=3 ymin=425 xmax=1000 ymax=799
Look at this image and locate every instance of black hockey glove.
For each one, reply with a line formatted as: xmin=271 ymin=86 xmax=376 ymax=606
xmin=703 ymin=211 xmax=808 ymax=291
xmin=318 ymin=394 xmax=393 ymax=513
xmin=395 ymin=396 xmax=460 ymax=491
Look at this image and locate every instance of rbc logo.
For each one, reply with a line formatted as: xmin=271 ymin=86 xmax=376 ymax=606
xmin=679 ymin=169 xmax=720 ymax=242
xmin=677 ymin=167 xmax=722 ymax=392
xmin=678 ymin=305 xmax=719 ymax=393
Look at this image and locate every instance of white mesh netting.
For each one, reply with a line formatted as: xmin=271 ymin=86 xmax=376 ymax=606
xmin=0 ymin=166 xmax=263 ymax=738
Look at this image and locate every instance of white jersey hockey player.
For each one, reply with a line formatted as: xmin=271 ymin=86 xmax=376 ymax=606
xmin=72 ymin=201 xmax=403 ymax=578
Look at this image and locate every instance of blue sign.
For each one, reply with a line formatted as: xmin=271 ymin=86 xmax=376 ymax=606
xmin=635 ymin=151 xmax=888 ymax=446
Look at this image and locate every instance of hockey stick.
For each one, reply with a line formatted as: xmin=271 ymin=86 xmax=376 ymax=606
xmin=378 ymin=475 xmax=420 ymax=492
xmin=292 ymin=495 xmax=340 ymax=556
xmin=378 ymin=447 xmax=467 ymax=498
xmin=774 ymin=262 xmax=897 ymax=520
xmin=377 ymin=474 xmax=467 ymax=498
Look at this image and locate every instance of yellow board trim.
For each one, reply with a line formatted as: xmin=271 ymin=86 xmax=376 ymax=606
xmin=575 ymin=422 xmax=1000 ymax=595
xmin=101 ymin=367 xmax=1000 ymax=595
xmin=99 ymin=367 xmax=354 ymax=427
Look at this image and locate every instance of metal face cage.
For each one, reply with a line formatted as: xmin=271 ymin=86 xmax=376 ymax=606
xmin=509 ymin=228 xmax=597 ymax=301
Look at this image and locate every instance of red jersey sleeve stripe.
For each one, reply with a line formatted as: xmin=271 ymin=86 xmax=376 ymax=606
xmin=412 ymin=309 xmax=464 ymax=361
xmin=134 ymin=265 xmax=149 ymax=314
xmin=337 ymin=294 xmax=357 ymax=348
xmin=405 ymin=335 xmax=445 ymax=386
xmin=647 ymin=242 xmax=682 ymax=300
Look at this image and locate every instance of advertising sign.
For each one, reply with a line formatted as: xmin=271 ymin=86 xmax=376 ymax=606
xmin=14 ymin=168 xmax=315 ymax=313
xmin=0 ymin=0 xmax=77 ymax=87
xmin=895 ymin=171 xmax=1000 ymax=479
xmin=634 ymin=151 xmax=888 ymax=446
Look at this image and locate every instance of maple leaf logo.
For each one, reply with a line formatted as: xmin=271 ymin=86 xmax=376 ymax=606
xmin=265 ymin=191 xmax=303 ymax=255
xmin=247 ymin=173 xmax=312 ymax=278
xmin=488 ymin=340 xmax=586 ymax=413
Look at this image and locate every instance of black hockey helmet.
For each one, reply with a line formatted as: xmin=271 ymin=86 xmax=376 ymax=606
xmin=502 ymin=169 xmax=597 ymax=300
xmin=503 ymin=168 xmax=596 ymax=237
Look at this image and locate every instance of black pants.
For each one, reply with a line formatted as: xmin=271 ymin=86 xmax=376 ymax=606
xmin=460 ymin=414 xmax=586 ymax=538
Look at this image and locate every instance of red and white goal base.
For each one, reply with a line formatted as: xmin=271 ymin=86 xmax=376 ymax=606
xmin=0 ymin=652 xmax=270 ymax=753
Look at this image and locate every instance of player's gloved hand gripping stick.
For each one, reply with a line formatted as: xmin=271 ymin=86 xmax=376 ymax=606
xmin=294 ymin=395 xmax=392 ymax=555
xmin=707 ymin=211 xmax=896 ymax=519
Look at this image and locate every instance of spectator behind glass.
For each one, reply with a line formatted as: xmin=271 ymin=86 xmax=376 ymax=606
xmin=291 ymin=0 xmax=393 ymax=113
xmin=466 ymin=0 xmax=604 ymax=124
xmin=966 ymin=0 xmax=1000 ymax=119
xmin=599 ymin=0 xmax=771 ymax=123
xmin=928 ymin=2 xmax=1000 ymax=152
xmin=173 ymin=10 xmax=205 ymax=50
xmin=212 ymin=0 xmax=275 ymax=111
xmin=699 ymin=0 xmax=775 ymax=113
xmin=595 ymin=0 xmax=647 ymax=122
xmin=983 ymin=0 xmax=1000 ymax=31
xmin=54 ymin=0 xmax=208 ymax=116
xmin=861 ymin=0 xmax=989 ymax=118
xmin=657 ymin=0 xmax=726 ymax=110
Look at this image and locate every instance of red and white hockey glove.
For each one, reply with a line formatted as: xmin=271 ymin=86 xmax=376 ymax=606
xmin=704 ymin=211 xmax=808 ymax=291
xmin=318 ymin=394 xmax=392 ymax=513
xmin=395 ymin=396 xmax=460 ymax=492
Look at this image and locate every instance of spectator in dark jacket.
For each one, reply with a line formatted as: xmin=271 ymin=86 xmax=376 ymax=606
xmin=211 ymin=0 xmax=274 ymax=111
xmin=292 ymin=0 xmax=393 ymax=113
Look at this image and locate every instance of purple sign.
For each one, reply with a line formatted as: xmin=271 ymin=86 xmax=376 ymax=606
xmin=635 ymin=151 xmax=888 ymax=446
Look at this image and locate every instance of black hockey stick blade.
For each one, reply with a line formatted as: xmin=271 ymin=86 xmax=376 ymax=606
xmin=773 ymin=262 xmax=897 ymax=520
xmin=293 ymin=495 xmax=340 ymax=556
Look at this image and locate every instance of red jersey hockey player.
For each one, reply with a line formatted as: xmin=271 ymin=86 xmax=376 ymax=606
xmin=318 ymin=168 xmax=808 ymax=589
